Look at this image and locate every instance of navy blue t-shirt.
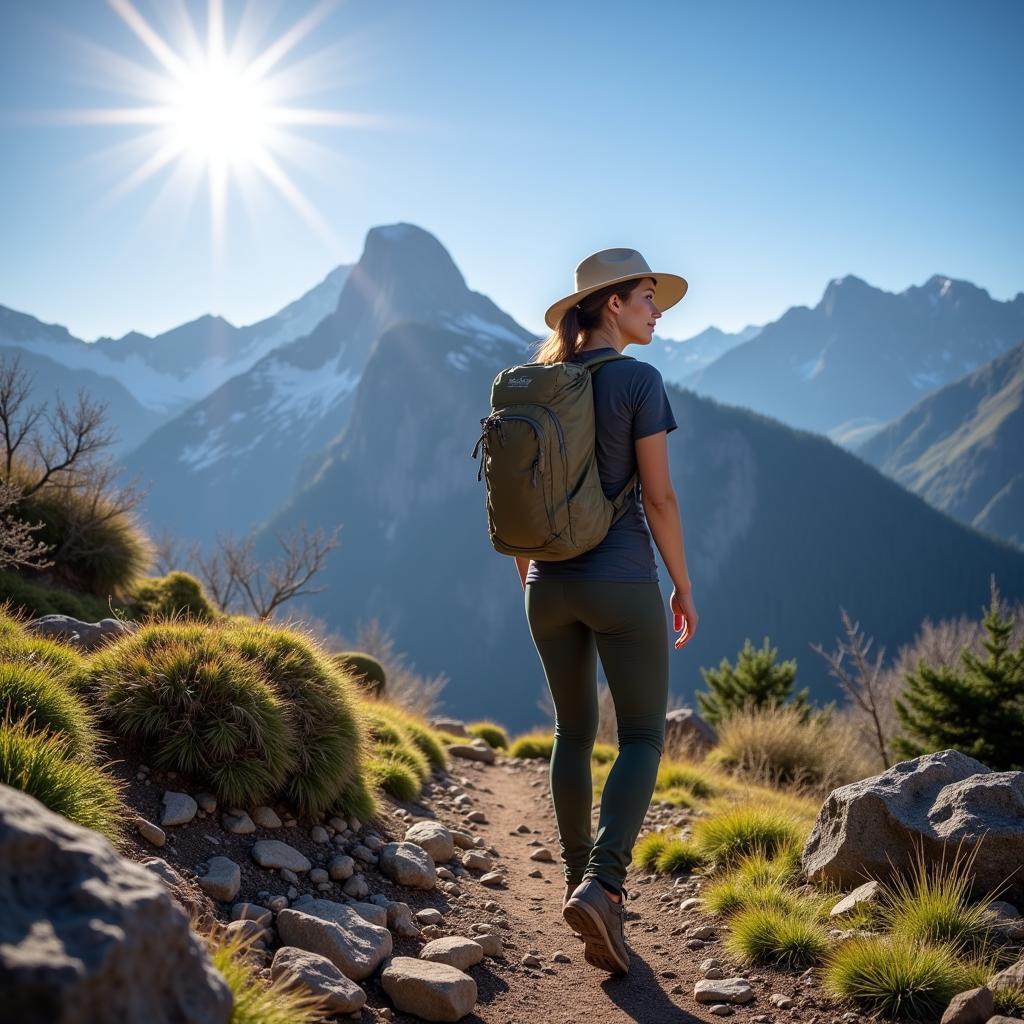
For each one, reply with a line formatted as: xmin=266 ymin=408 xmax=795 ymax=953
xmin=525 ymin=347 xmax=677 ymax=584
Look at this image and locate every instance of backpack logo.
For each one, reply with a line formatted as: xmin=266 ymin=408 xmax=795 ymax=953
xmin=507 ymin=377 xmax=531 ymax=388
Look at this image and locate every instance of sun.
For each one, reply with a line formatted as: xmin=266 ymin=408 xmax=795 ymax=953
xmin=51 ymin=0 xmax=383 ymax=253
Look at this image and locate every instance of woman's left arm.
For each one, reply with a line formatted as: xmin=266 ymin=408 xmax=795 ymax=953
xmin=513 ymin=556 xmax=531 ymax=590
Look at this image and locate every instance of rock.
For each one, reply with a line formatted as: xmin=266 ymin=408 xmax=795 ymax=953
xmin=251 ymin=806 xmax=282 ymax=829
xmin=222 ymin=811 xmax=256 ymax=835
xmin=664 ymin=706 xmax=718 ymax=752
xmin=328 ymin=854 xmax=355 ymax=881
xmin=0 ymin=782 xmax=232 ymax=1023
xmin=310 ymin=825 xmax=330 ymax=844
xmin=252 ymin=840 xmax=311 ymax=873
xmin=195 ymin=792 xmax=217 ymax=814
xmin=380 ymin=956 xmax=477 ymax=1022
xmin=198 ymin=857 xmax=241 ymax=903
xmin=465 ymin=810 xmax=488 ymax=823
xmin=450 ymin=829 xmax=477 ymax=850
xmin=690 ymin=925 xmax=716 ymax=940
xmin=770 ymin=993 xmax=795 ymax=1009
xmin=990 ymin=954 xmax=1024 ymax=992
xmin=679 ymin=896 xmax=701 ymax=911
xmin=342 ymin=874 xmax=370 ymax=899
xmin=276 ymin=901 xmax=392 ymax=981
xmin=709 ymin=1007 xmax=734 ymax=1018
xmin=351 ymin=843 xmax=376 ymax=863
xmin=940 ymin=986 xmax=994 ymax=1024
xmin=830 ymin=879 xmax=881 ymax=918
xmin=430 ymin=718 xmax=470 ymax=738
xmin=694 ymin=978 xmax=755 ymax=1004
xmin=231 ymin=903 xmax=272 ymax=926
xmin=474 ymin=932 xmax=503 ymax=957
xmin=529 ymin=847 xmax=554 ymax=862
xmin=138 ymin=858 xmax=208 ymax=920
xmin=462 ymin=850 xmax=493 ymax=871
xmin=160 ymin=791 xmax=198 ymax=827
xmin=986 ymin=901 xmax=1024 ymax=938
xmin=348 ymin=901 xmax=388 ymax=927
xmin=417 ymin=908 xmax=444 ymax=925
xmin=135 ymin=817 xmax=166 ymax=847
xmin=447 ymin=742 xmax=495 ymax=764
xmin=802 ymin=750 xmax=1024 ymax=902
xmin=419 ymin=936 xmax=485 ymax=971
xmin=26 ymin=613 xmax=133 ymax=651
xmin=271 ymin=946 xmax=366 ymax=1014
xmin=387 ymin=901 xmax=420 ymax=937
xmin=225 ymin=918 xmax=267 ymax=944
xmin=479 ymin=871 xmax=505 ymax=887
xmin=405 ymin=821 xmax=455 ymax=864
xmin=379 ymin=841 xmax=437 ymax=890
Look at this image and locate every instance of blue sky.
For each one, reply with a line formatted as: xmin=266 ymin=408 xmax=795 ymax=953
xmin=1 ymin=0 xmax=1021 ymax=343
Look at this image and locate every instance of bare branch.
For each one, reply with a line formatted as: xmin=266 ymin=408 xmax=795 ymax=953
xmin=0 ymin=478 xmax=54 ymax=571
xmin=0 ymin=352 xmax=47 ymax=477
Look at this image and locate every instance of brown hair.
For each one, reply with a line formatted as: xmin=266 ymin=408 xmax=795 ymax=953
xmin=531 ymin=276 xmax=653 ymax=364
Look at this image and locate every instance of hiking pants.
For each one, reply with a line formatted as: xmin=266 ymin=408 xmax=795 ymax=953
xmin=524 ymin=580 xmax=669 ymax=893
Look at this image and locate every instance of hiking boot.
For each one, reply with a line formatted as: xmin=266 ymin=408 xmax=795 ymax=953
xmin=562 ymin=877 xmax=631 ymax=975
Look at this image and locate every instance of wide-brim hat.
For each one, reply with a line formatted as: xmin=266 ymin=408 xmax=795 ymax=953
xmin=544 ymin=247 xmax=688 ymax=330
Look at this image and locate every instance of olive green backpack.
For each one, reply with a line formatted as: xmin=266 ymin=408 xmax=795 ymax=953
xmin=471 ymin=351 xmax=638 ymax=560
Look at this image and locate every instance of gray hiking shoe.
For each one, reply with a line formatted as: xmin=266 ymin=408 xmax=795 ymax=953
xmin=562 ymin=877 xmax=630 ymax=975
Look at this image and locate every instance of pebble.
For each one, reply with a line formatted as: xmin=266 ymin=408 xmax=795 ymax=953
xmin=251 ymin=806 xmax=282 ymax=829
xmin=479 ymin=871 xmax=505 ymax=887
xmin=160 ymin=791 xmax=198 ymax=827
xmin=135 ymin=817 xmax=166 ymax=847
xmin=222 ymin=811 xmax=256 ymax=835
xmin=310 ymin=825 xmax=330 ymax=844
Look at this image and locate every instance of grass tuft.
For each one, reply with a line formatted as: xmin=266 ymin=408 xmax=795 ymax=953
xmin=0 ymin=661 xmax=98 ymax=759
xmin=0 ymin=716 xmax=122 ymax=843
xmin=634 ymin=831 xmax=670 ymax=872
xmin=465 ymin=720 xmax=509 ymax=750
xmin=655 ymin=761 xmax=714 ymax=799
xmin=725 ymin=904 xmax=829 ymax=968
xmin=509 ymin=731 xmax=554 ymax=760
xmin=823 ymin=935 xmax=971 ymax=1022
xmin=365 ymin=749 xmax=422 ymax=803
xmin=591 ymin=742 xmax=617 ymax=764
xmin=654 ymin=838 xmax=704 ymax=874
xmin=692 ymin=803 xmax=807 ymax=867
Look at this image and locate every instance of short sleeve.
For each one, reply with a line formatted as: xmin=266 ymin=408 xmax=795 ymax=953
xmin=631 ymin=364 xmax=678 ymax=440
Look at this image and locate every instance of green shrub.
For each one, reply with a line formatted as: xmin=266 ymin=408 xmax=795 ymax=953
xmin=725 ymin=905 xmax=829 ymax=967
xmin=655 ymin=761 xmax=714 ymax=799
xmin=0 ymin=661 xmax=97 ymax=759
xmin=634 ymin=832 xmax=670 ymax=872
xmin=702 ymin=877 xmax=805 ymax=918
xmin=823 ymin=935 xmax=970 ymax=1022
xmin=0 ymin=570 xmax=113 ymax=621
xmin=332 ymin=651 xmax=386 ymax=697
xmin=591 ymin=742 xmax=617 ymax=764
xmin=879 ymin=842 xmax=999 ymax=955
xmin=654 ymin=838 xmax=704 ymax=874
xmin=206 ymin=927 xmax=328 ymax=1023
xmin=128 ymin=572 xmax=218 ymax=622
xmin=509 ymin=731 xmax=554 ymax=759
xmin=371 ymin=701 xmax=447 ymax=770
xmin=224 ymin=622 xmax=365 ymax=815
xmin=0 ymin=717 xmax=122 ymax=842
xmin=993 ymin=987 xmax=1024 ymax=1018
xmin=709 ymin=703 xmax=870 ymax=792
xmin=692 ymin=804 xmax=806 ymax=867
xmin=465 ymin=720 xmax=509 ymax=750
xmin=337 ymin=769 xmax=378 ymax=824
xmin=0 ymin=628 xmax=88 ymax=691
xmin=360 ymin=705 xmax=430 ymax=780
xmin=90 ymin=623 xmax=295 ymax=808
xmin=366 ymin=749 xmax=422 ymax=802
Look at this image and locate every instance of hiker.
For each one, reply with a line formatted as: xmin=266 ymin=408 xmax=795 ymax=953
xmin=517 ymin=248 xmax=698 ymax=976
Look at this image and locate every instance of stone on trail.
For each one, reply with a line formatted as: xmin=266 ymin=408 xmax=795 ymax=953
xmin=0 ymin=783 xmax=232 ymax=1024
xmin=446 ymin=741 xmax=496 ymax=764
xmin=231 ymin=903 xmax=272 ymax=926
xmin=221 ymin=810 xmax=256 ymax=835
xmin=473 ymin=932 xmax=503 ymax=957
xmin=198 ymin=857 xmax=241 ymax=903
xmin=461 ymin=849 xmax=493 ymax=871
xmin=528 ymin=847 xmax=554 ymax=862
xmin=380 ymin=840 xmax=437 ymax=889
xmin=135 ymin=817 xmax=166 ymax=847
xmin=990 ymin=954 xmax=1024 ymax=992
xmin=417 ymin=907 xmax=444 ymax=925
xmin=829 ymin=879 xmax=881 ymax=918
xmin=405 ymin=820 xmax=455 ymax=863
xmin=479 ymin=870 xmax=505 ymax=887
xmin=271 ymin=946 xmax=367 ymax=1014
xmin=387 ymin=900 xmax=420 ymax=937
xmin=342 ymin=873 xmax=370 ymax=899
xmin=251 ymin=806 xmax=282 ymax=829
xmin=802 ymin=750 xmax=1024 ymax=902
xmin=380 ymin=956 xmax=477 ymax=1022
xmin=450 ymin=829 xmax=477 ymax=850
xmin=419 ymin=936 xmax=485 ymax=971
xmin=939 ymin=985 xmax=994 ymax=1024
xmin=251 ymin=839 xmax=312 ymax=873
xmin=328 ymin=853 xmax=355 ymax=880
xmin=694 ymin=978 xmax=755 ymax=1004
xmin=276 ymin=900 xmax=392 ymax=981
xmin=347 ymin=901 xmax=388 ymax=927
xmin=160 ymin=791 xmax=198 ymax=827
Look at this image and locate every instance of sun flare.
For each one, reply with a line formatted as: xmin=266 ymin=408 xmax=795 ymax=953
xmin=50 ymin=0 xmax=382 ymax=254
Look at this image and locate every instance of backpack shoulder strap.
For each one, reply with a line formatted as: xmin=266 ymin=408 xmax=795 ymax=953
xmin=581 ymin=351 xmax=635 ymax=375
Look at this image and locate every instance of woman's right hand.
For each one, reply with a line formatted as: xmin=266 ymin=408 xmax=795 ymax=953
xmin=671 ymin=587 xmax=697 ymax=650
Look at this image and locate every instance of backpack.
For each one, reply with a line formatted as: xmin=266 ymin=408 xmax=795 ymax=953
xmin=471 ymin=351 xmax=639 ymax=560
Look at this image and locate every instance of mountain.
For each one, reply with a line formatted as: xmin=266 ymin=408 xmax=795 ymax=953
xmin=120 ymin=223 xmax=536 ymax=546
xmin=685 ymin=275 xmax=1024 ymax=447
xmin=256 ymin=315 xmax=1024 ymax=733
xmin=856 ymin=338 xmax=1024 ymax=548
xmin=642 ymin=325 xmax=761 ymax=386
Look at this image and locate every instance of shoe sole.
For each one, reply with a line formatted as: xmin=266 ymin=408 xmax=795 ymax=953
xmin=562 ymin=896 xmax=630 ymax=974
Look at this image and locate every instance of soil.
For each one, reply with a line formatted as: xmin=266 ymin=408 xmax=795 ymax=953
xmin=111 ymin=741 xmax=853 ymax=1024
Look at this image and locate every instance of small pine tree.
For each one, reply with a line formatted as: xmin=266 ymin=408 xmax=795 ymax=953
xmin=696 ymin=636 xmax=808 ymax=726
xmin=894 ymin=580 xmax=1024 ymax=771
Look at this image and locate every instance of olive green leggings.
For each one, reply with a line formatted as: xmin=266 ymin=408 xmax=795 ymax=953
xmin=524 ymin=580 xmax=669 ymax=893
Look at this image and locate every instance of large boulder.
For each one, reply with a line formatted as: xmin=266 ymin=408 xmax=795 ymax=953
xmin=664 ymin=707 xmax=717 ymax=753
xmin=0 ymin=783 xmax=232 ymax=1024
xmin=26 ymin=614 xmax=134 ymax=651
xmin=380 ymin=956 xmax=477 ymax=1022
xmin=276 ymin=900 xmax=392 ymax=981
xmin=380 ymin=841 xmax=438 ymax=889
xmin=802 ymin=750 xmax=1024 ymax=901
xmin=405 ymin=821 xmax=455 ymax=864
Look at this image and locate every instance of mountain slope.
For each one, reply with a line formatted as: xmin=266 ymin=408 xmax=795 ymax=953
xmin=642 ymin=324 xmax=761 ymax=387
xmin=857 ymin=338 xmax=1024 ymax=547
xmin=121 ymin=223 xmax=536 ymax=546
xmin=256 ymin=319 xmax=1024 ymax=733
xmin=686 ymin=274 xmax=1024 ymax=446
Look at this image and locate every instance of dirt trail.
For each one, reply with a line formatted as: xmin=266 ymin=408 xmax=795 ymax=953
xmin=381 ymin=751 xmax=722 ymax=1024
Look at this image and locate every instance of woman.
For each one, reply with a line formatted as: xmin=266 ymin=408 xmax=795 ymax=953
xmin=513 ymin=247 xmax=698 ymax=977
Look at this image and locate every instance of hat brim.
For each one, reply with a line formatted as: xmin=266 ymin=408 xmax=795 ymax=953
xmin=544 ymin=272 xmax=688 ymax=330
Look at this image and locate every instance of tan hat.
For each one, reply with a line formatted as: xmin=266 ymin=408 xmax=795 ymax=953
xmin=544 ymin=247 xmax=688 ymax=330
